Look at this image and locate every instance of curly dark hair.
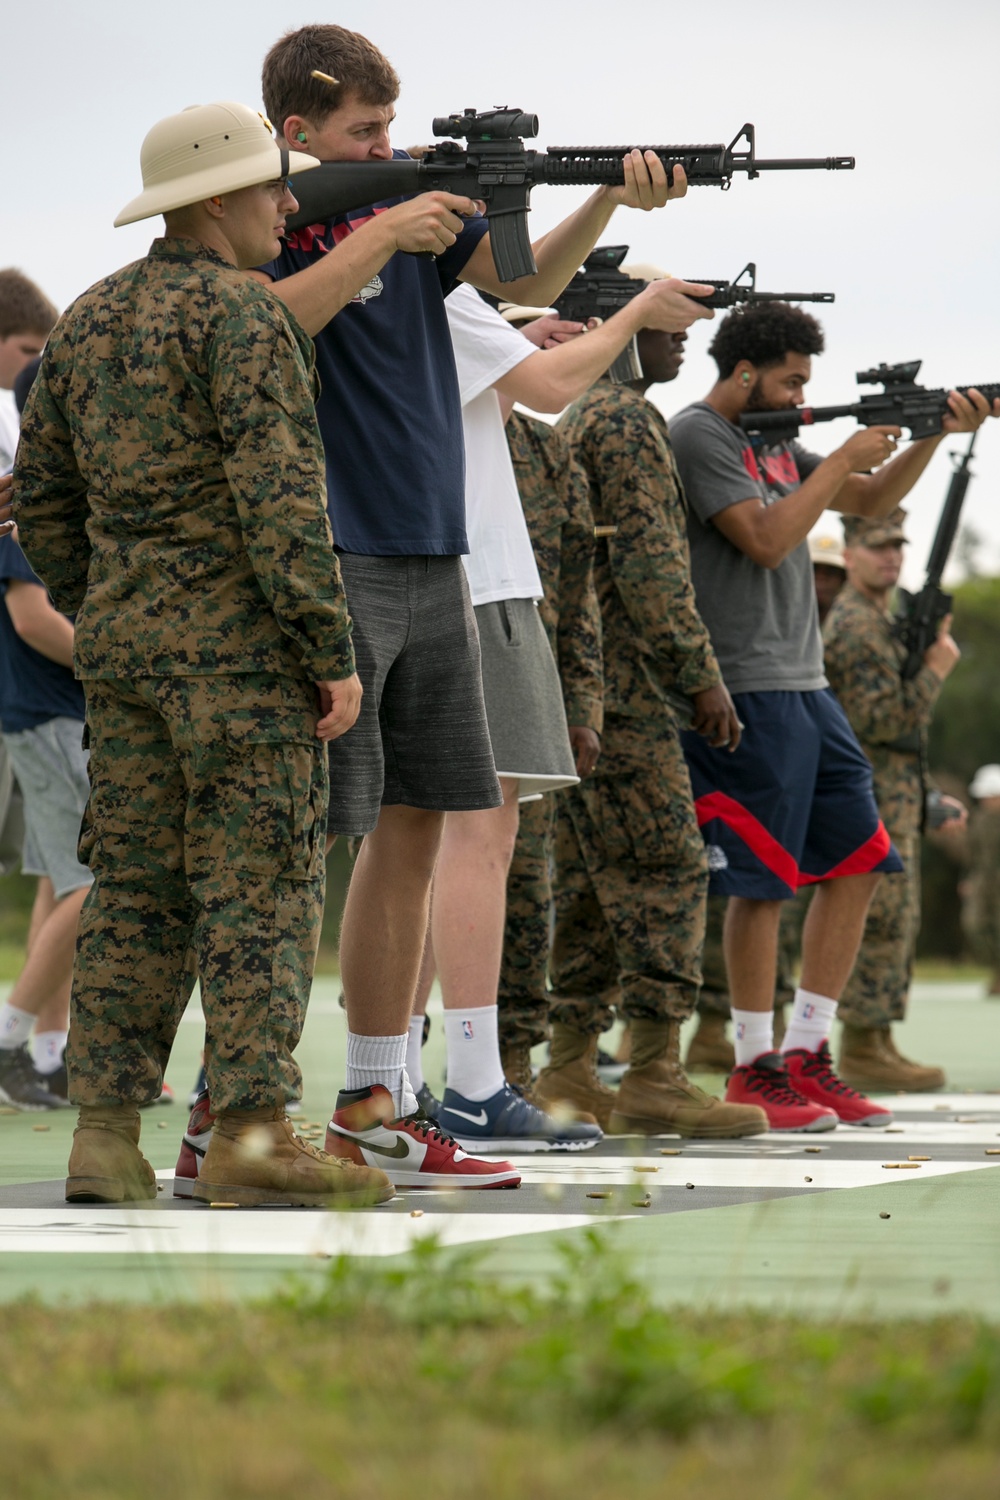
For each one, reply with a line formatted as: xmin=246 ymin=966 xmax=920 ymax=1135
xmin=707 ymin=302 xmax=825 ymax=379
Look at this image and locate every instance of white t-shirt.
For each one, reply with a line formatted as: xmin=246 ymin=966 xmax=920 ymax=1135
xmin=0 ymin=392 xmax=19 ymax=473
xmin=445 ymin=285 xmax=543 ymax=606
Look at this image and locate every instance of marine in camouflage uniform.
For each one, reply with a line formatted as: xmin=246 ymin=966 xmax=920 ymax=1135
xmin=823 ymin=508 xmax=950 ymax=1089
xmin=497 ymin=411 xmax=603 ymax=1065
xmin=962 ymin=778 xmax=1000 ymax=992
xmin=535 ymin=338 xmax=767 ymax=1139
xmin=14 ymin=236 xmax=353 ymax=1120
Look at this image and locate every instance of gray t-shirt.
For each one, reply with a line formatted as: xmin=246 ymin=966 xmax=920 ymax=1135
xmin=669 ymin=401 xmax=827 ymax=694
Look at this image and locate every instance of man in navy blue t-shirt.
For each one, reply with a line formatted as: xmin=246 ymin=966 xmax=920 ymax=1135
xmin=0 ymin=528 xmax=91 ymax=1109
xmin=252 ymin=23 xmax=689 ymax=1156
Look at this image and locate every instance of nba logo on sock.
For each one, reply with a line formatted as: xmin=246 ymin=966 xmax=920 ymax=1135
xmin=462 ymin=1020 xmax=474 ymax=1040
xmin=736 ymin=1023 xmax=745 ymax=1040
xmin=803 ymin=1003 xmax=815 ymax=1019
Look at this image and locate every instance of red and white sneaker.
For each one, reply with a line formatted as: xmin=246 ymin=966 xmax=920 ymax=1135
xmin=783 ymin=1043 xmax=893 ymax=1128
xmin=173 ymin=1092 xmax=215 ymax=1197
xmin=726 ymin=1051 xmax=838 ymax=1132
xmin=325 ymin=1085 xmax=521 ymax=1189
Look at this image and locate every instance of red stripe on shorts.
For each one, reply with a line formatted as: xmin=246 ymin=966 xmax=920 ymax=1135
xmin=694 ymin=791 xmax=800 ymax=889
xmin=797 ymin=821 xmax=893 ymax=885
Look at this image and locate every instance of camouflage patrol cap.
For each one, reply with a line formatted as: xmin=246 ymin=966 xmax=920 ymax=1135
xmin=808 ymin=534 xmax=846 ymax=570
xmin=842 ymin=506 xmax=908 ymax=548
xmin=114 ymin=101 xmax=321 ymax=227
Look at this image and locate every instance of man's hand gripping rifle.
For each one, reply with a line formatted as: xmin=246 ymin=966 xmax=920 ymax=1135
xmin=554 ymin=246 xmax=835 ymax=381
xmin=286 ymin=110 xmax=855 ymax=283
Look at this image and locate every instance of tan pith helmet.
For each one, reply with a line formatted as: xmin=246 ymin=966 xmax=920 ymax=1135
xmin=808 ymin=534 xmax=846 ymax=571
xmin=114 ymin=101 xmax=321 ymax=227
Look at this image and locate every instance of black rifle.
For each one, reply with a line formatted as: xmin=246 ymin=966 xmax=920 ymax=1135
xmin=286 ymin=110 xmax=855 ymax=282
xmin=740 ymin=361 xmax=1000 ymax=444
xmin=893 ymin=431 xmax=978 ymax=680
xmin=554 ymin=246 xmax=835 ymax=382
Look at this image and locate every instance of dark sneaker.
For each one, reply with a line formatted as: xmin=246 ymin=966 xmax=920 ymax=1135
xmin=325 ymin=1085 xmax=520 ymax=1188
xmin=415 ymin=1082 xmax=442 ymax=1119
xmin=726 ymin=1051 xmax=837 ymax=1133
xmin=0 ymin=1044 xmax=70 ymax=1110
xmin=173 ymin=1091 xmax=214 ymax=1198
xmin=784 ymin=1043 xmax=893 ymax=1128
xmin=42 ymin=1054 xmax=69 ymax=1102
xmin=437 ymin=1081 xmax=602 ymax=1153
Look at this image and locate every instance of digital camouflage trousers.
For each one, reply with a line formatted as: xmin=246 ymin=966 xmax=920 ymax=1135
xmin=549 ymin=716 xmax=708 ymax=1035
xmin=837 ymin=832 xmax=919 ymax=1026
xmin=68 ymin=672 xmax=328 ymax=1111
xmin=498 ymin=792 xmax=557 ymax=1050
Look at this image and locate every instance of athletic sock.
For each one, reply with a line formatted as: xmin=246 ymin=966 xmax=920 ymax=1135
xmin=345 ymin=1031 xmax=410 ymax=1116
xmin=731 ymin=1009 xmax=775 ymax=1068
xmin=781 ymin=988 xmax=839 ymax=1055
xmin=32 ymin=1030 xmax=68 ymax=1075
xmin=405 ymin=1016 xmax=426 ymax=1094
xmin=443 ymin=1004 xmax=505 ymax=1102
xmin=0 ymin=1004 xmax=35 ymax=1051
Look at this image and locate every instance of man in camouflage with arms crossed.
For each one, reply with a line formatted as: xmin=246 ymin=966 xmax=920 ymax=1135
xmin=13 ymin=102 xmax=391 ymax=1208
xmin=537 ymin=281 xmax=767 ymax=1138
xmin=823 ymin=507 xmax=962 ymax=1090
xmin=494 ymin=304 xmax=605 ymax=1092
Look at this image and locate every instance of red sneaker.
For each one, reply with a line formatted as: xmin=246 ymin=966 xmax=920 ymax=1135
xmin=783 ymin=1043 xmax=893 ymax=1128
xmin=173 ymin=1092 xmax=214 ymax=1198
xmin=726 ymin=1052 xmax=838 ymax=1132
xmin=326 ymin=1085 xmax=521 ymax=1189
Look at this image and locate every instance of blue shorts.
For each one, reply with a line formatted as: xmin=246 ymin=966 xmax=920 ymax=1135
xmin=680 ymin=688 xmax=902 ymax=900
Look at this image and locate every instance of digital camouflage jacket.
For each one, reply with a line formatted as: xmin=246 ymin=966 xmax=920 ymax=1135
xmin=558 ymin=381 xmax=720 ymax=719
xmin=506 ymin=410 xmax=603 ymax=734
xmin=823 ymin=582 xmax=942 ymax=835
xmin=13 ymin=238 xmax=354 ymax=684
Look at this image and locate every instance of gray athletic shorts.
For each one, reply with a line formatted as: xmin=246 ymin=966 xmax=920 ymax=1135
xmin=475 ymin=598 xmax=578 ymax=800
xmin=328 ymin=554 xmax=501 ymax=836
xmin=3 ymin=718 xmax=94 ymax=899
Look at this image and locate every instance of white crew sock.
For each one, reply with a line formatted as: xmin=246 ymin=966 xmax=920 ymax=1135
xmin=345 ymin=1031 xmax=415 ymax=1116
xmin=32 ymin=1030 xmax=68 ymax=1075
xmin=406 ymin=1016 xmax=426 ymax=1094
xmin=732 ymin=1009 xmax=775 ymax=1067
xmin=781 ymin=988 xmax=839 ymax=1055
xmin=443 ymin=1004 xmax=505 ymax=1102
xmin=0 ymin=1003 xmax=35 ymax=1050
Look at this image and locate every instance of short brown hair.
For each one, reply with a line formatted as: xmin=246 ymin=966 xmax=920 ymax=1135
xmin=0 ymin=269 xmax=58 ymax=340
xmin=262 ymin=25 xmax=400 ymax=135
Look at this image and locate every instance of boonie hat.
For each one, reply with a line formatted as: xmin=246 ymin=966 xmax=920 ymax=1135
xmin=969 ymin=765 xmax=1000 ymax=799
xmin=808 ymin=534 xmax=846 ymax=571
xmin=842 ymin=506 xmax=908 ymax=549
xmin=115 ymin=101 xmax=321 ymax=227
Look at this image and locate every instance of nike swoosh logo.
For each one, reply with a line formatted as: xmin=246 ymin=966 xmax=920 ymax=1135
xmin=330 ymin=1127 xmax=413 ymax=1161
xmin=444 ymin=1107 xmax=489 ymax=1127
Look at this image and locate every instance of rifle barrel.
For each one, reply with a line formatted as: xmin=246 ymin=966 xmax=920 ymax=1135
xmin=747 ymin=157 xmax=855 ymax=171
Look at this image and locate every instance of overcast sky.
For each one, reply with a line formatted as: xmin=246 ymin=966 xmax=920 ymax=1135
xmin=3 ymin=0 xmax=998 ymax=587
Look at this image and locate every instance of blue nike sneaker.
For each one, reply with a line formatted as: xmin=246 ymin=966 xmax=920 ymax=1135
xmin=415 ymin=1082 xmax=443 ymax=1119
xmin=437 ymin=1081 xmax=602 ymax=1153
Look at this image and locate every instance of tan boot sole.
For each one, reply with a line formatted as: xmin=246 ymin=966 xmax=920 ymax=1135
xmin=839 ymin=1071 xmax=944 ymax=1094
xmin=608 ymin=1109 xmax=768 ymax=1140
xmin=66 ymin=1175 xmax=157 ymax=1204
xmin=191 ymin=1179 xmax=395 ymax=1208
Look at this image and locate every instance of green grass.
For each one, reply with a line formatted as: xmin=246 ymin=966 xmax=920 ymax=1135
xmin=2 ymin=1234 xmax=998 ymax=1500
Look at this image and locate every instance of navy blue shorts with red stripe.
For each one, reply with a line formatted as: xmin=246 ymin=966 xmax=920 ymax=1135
xmin=680 ymin=688 xmax=903 ymax=900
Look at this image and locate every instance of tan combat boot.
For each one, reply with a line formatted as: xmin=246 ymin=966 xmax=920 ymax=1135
xmin=66 ymin=1104 xmax=157 ymax=1203
xmin=610 ymin=1018 xmax=768 ymax=1138
xmin=534 ymin=1023 xmax=616 ymax=1131
xmin=500 ymin=1042 xmax=537 ymax=1102
xmin=839 ymin=1025 xmax=945 ymax=1093
xmin=193 ymin=1106 xmax=394 ymax=1207
xmin=684 ymin=1013 xmax=736 ymax=1072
